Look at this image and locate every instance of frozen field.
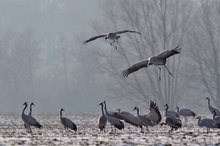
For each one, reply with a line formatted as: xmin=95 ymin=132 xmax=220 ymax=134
xmin=0 ymin=113 xmax=220 ymax=145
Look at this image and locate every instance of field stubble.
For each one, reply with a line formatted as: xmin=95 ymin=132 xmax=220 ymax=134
xmin=0 ymin=113 xmax=220 ymax=145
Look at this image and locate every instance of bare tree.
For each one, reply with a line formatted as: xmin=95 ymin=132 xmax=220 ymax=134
xmin=87 ymin=0 xmax=194 ymax=109
xmin=187 ymin=0 xmax=220 ymax=108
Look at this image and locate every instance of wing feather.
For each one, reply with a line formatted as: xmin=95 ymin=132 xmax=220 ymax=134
xmin=155 ymin=45 xmax=181 ymax=59
xmin=121 ymin=59 xmax=149 ymax=77
xmin=115 ymin=30 xmax=141 ymax=35
xmin=83 ymin=34 xmax=107 ymax=44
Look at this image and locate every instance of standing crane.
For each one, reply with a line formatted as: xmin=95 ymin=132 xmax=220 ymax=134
xmin=197 ymin=116 xmax=220 ymax=133
xmin=176 ymin=106 xmax=196 ymax=126
xmin=102 ymin=101 xmax=124 ymax=133
xmin=28 ymin=102 xmax=35 ymax=116
xmin=164 ymin=104 xmax=179 ymax=118
xmin=161 ymin=116 xmax=182 ymax=132
xmin=133 ymin=106 xmax=154 ymax=132
xmin=98 ymin=102 xmax=107 ymax=132
xmin=21 ymin=102 xmax=42 ymax=133
xmin=206 ymin=97 xmax=220 ymax=116
xmin=60 ymin=108 xmax=77 ymax=132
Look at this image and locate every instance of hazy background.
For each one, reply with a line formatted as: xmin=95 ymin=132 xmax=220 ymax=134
xmin=0 ymin=0 xmax=219 ymax=114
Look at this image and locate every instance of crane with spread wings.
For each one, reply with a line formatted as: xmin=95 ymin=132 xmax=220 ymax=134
xmin=121 ymin=45 xmax=181 ymax=80
xmin=83 ymin=30 xmax=140 ymax=49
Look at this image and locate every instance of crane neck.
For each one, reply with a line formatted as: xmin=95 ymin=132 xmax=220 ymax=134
xmin=60 ymin=110 xmax=63 ymax=119
xmin=165 ymin=105 xmax=169 ymax=111
xmin=101 ymin=104 xmax=105 ymax=115
xmin=136 ymin=108 xmax=140 ymax=116
xmin=22 ymin=104 xmax=27 ymax=115
xmin=29 ymin=104 xmax=33 ymax=116
xmin=176 ymin=107 xmax=179 ymax=113
xmin=103 ymin=102 xmax=109 ymax=116
xmin=197 ymin=117 xmax=201 ymax=123
xmin=213 ymin=111 xmax=217 ymax=118
xmin=207 ymin=99 xmax=210 ymax=105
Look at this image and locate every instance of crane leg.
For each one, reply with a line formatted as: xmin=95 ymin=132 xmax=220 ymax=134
xmin=184 ymin=116 xmax=188 ymax=126
xmin=164 ymin=65 xmax=173 ymax=76
xmin=155 ymin=65 xmax=161 ymax=81
xmin=110 ymin=40 xmax=115 ymax=46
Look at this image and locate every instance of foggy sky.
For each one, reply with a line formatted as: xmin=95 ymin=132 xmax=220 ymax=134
xmin=0 ymin=0 xmax=105 ymax=113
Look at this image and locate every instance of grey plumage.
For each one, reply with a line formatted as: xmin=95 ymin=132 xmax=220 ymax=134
xmin=213 ymin=110 xmax=220 ymax=123
xmin=28 ymin=102 xmax=35 ymax=116
xmin=112 ymin=108 xmax=143 ymax=128
xmin=83 ymin=30 xmax=140 ymax=44
xmin=176 ymin=106 xmax=196 ymax=126
xmin=21 ymin=102 xmax=42 ymax=133
xmin=164 ymin=104 xmax=179 ymax=118
xmin=60 ymin=108 xmax=77 ymax=132
xmin=121 ymin=45 xmax=181 ymax=80
xmin=176 ymin=107 xmax=196 ymax=117
xmin=161 ymin=116 xmax=182 ymax=132
xmin=206 ymin=97 xmax=220 ymax=116
xmin=133 ymin=106 xmax=154 ymax=131
xmin=98 ymin=102 xmax=107 ymax=132
xmin=103 ymin=101 xmax=124 ymax=130
xmin=197 ymin=116 xmax=220 ymax=133
xmin=144 ymin=101 xmax=162 ymax=125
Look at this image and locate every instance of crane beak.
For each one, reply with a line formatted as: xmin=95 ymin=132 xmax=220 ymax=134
xmin=132 ymin=107 xmax=137 ymax=111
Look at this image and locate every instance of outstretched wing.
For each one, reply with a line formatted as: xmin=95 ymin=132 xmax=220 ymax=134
xmin=113 ymin=112 xmax=143 ymax=127
xmin=83 ymin=34 xmax=107 ymax=44
xmin=115 ymin=30 xmax=141 ymax=35
xmin=155 ymin=45 xmax=181 ymax=59
xmin=121 ymin=59 xmax=149 ymax=77
xmin=144 ymin=101 xmax=162 ymax=125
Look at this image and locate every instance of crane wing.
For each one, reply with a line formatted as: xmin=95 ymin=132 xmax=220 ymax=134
xmin=115 ymin=30 xmax=141 ymax=35
xmin=121 ymin=59 xmax=149 ymax=77
xmin=155 ymin=45 xmax=181 ymax=59
xmin=62 ymin=117 xmax=77 ymax=130
xmin=112 ymin=111 xmax=143 ymax=127
xmin=26 ymin=115 xmax=42 ymax=128
xmin=144 ymin=101 xmax=162 ymax=125
xmin=83 ymin=34 xmax=107 ymax=44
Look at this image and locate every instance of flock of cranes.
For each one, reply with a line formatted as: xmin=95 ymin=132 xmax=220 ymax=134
xmin=97 ymin=99 xmax=220 ymax=133
xmin=21 ymin=97 xmax=220 ymax=134
xmin=84 ymin=30 xmax=181 ymax=80
xmin=21 ymin=29 xmax=220 ymax=136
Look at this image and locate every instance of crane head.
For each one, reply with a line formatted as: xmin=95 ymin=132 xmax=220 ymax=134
xmin=133 ymin=106 xmax=138 ymax=111
xmin=164 ymin=104 xmax=168 ymax=111
xmin=205 ymin=97 xmax=210 ymax=100
xmin=98 ymin=102 xmax=103 ymax=106
xmin=22 ymin=102 xmax=28 ymax=106
xmin=116 ymin=108 xmax=121 ymax=113
xmin=30 ymin=102 xmax=35 ymax=106
xmin=196 ymin=116 xmax=201 ymax=120
xmin=60 ymin=108 xmax=65 ymax=112
xmin=213 ymin=110 xmax=217 ymax=118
